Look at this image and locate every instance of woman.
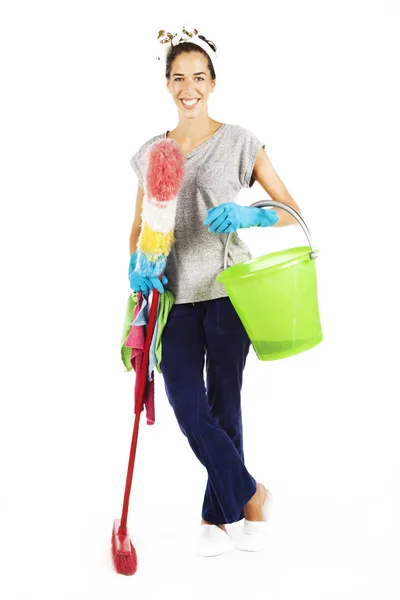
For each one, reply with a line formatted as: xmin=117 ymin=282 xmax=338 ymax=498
xmin=128 ymin=28 xmax=301 ymax=556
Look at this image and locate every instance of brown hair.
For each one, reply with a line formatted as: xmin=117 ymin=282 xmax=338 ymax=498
xmin=165 ymin=36 xmax=217 ymax=81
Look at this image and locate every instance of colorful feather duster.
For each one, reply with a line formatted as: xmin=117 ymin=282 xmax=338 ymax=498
xmin=135 ymin=138 xmax=186 ymax=279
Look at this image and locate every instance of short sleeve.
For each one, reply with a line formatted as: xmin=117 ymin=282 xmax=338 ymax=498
xmin=238 ymin=128 xmax=265 ymax=188
xmin=129 ymin=152 xmax=145 ymax=190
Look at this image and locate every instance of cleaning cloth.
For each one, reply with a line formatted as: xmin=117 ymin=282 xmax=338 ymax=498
xmin=124 ymin=292 xmax=155 ymax=425
xmin=121 ymin=289 xmax=175 ymax=375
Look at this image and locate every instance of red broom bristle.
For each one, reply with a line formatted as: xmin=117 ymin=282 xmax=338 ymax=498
xmin=111 ymin=521 xmax=138 ymax=575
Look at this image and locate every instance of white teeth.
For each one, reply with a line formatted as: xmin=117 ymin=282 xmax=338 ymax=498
xmin=181 ymin=99 xmax=198 ymax=106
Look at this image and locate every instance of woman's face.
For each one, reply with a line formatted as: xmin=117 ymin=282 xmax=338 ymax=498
xmin=166 ymin=51 xmax=215 ymax=118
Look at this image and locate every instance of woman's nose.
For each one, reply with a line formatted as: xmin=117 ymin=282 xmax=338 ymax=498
xmin=182 ymin=84 xmax=196 ymax=94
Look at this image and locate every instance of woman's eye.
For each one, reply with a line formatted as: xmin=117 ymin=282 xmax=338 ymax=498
xmin=174 ymin=77 xmax=204 ymax=81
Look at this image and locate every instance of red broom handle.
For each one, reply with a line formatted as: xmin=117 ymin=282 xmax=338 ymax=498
xmin=119 ymin=276 xmax=162 ymax=532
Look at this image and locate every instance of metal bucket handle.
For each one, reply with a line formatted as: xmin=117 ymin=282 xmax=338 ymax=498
xmin=223 ymin=199 xmax=319 ymax=271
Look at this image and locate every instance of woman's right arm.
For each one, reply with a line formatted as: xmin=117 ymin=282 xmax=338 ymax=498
xmin=129 ymin=183 xmax=144 ymax=255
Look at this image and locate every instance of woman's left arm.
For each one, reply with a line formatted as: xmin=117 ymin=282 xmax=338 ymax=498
xmin=252 ymin=147 xmax=301 ymax=226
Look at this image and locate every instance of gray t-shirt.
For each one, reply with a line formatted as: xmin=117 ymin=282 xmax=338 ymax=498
xmin=130 ymin=123 xmax=265 ymax=304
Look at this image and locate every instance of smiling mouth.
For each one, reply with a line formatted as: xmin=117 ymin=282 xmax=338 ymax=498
xmin=180 ymin=98 xmax=200 ymax=109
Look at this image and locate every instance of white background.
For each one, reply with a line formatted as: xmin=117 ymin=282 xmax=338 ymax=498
xmin=1 ymin=1 xmax=399 ymax=598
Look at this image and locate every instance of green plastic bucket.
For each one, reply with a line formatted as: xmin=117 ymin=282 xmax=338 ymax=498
xmin=216 ymin=200 xmax=323 ymax=361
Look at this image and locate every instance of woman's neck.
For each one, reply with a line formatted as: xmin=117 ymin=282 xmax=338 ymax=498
xmin=168 ymin=117 xmax=221 ymax=143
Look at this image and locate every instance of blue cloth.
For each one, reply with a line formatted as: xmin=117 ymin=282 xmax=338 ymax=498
xmin=148 ymin=299 xmax=161 ymax=381
xmin=131 ymin=291 xmax=149 ymax=326
xmin=159 ymin=296 xmax=257 ymax=524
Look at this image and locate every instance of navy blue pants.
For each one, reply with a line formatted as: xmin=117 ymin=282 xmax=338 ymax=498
xmin=160 ymin=295 xmax=257 ymax=524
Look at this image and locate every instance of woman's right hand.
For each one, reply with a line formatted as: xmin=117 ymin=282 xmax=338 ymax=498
xmin=128 ymin=252 xmax=168 ymax=296
xmin=129 ymin=272 xmax=168 ymax=296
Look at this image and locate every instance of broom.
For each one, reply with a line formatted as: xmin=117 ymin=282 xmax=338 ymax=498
xmin=111 ymin=138 xmax=185 ymax=575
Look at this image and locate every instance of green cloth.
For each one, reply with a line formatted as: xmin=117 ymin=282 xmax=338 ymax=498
xmin=120 ymin=290 xmax=175 ymax=374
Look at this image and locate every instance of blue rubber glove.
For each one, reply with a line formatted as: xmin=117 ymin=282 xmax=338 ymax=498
xmin=128 ymin=251 xmax=138 ymax=277
xmin=128 ymin=251 xmax=168 ymax=296
xmin=203 ymin=202 xmax=279 ymax=234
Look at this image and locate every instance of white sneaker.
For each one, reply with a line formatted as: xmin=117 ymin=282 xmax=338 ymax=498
xmin=195 ymin=524 xmax=234 ymax=557
xmin=235 ymin=489 xmax=273 ymax=552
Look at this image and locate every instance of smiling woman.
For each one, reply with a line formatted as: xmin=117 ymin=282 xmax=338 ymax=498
xmin=127 ymin=26 xmax=298 ymax=559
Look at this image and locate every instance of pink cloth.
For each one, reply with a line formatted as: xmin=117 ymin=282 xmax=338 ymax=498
xmin=124 ymin=292 xmax=155 ymax=425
